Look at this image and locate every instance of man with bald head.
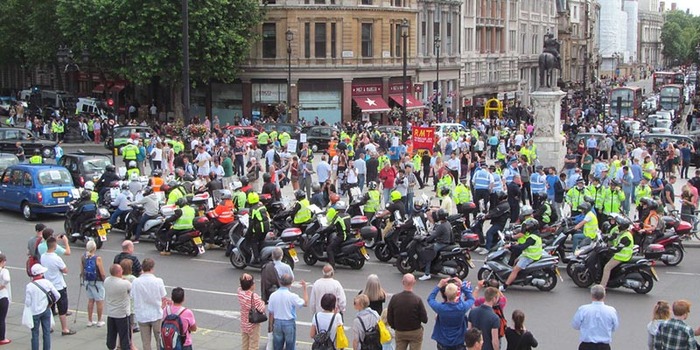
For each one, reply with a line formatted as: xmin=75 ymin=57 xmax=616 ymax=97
xmin=387 ymin=274 xmax=428 ymax=350
xmin=113 ymin=240 xmax=141 ymax=277
xmin=309 ymin=264 xmax=346 ymax=315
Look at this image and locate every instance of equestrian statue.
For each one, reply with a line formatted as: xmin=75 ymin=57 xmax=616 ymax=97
xmin=538 ymin=33 xmax=561 ymax=88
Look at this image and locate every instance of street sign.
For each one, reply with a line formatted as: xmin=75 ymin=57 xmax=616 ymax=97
xmin=107 ymin=119 xmax=116 ymax=126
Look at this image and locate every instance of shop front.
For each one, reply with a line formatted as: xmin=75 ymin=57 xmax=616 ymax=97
xmin=298 ymin=79 xmax=342 ymax=125
xmin=211 ymin=82 xmax=242 ymax=126
xmin=351 ymin=80 xmax=390 ymax=123
xmin=252 ymin=80 xmax=287 ymax=122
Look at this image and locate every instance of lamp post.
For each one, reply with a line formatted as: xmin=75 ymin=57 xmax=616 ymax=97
xmin=434 ymin=35 xmax=441 ymax=119
xmin=286 ymin=29 xmax=294 ymax=122
xmin=182 ymin=0 xmax=191 ymax=124
xmin=56 ymin=45 xmax=87 ymax=96
xmin=612 ymin=52 xmax=621 ymax=80
xmin=400 ymin=19 xmax=409 ymax=143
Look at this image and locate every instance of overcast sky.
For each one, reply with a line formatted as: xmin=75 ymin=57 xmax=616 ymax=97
xmin=672 ymin=0 xmax=700 ymax=16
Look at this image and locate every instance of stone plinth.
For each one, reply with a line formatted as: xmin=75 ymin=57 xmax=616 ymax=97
xmin=531 ymin=88 xmax=566 ymax=172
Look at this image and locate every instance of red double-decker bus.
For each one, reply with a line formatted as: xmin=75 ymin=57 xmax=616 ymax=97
xmin=653 ymin=71 xmax=685 ymax=92
xmin=658 ymin=84 xmax=684 ymax=116
xmin=609 ymin=86 xmax=643 ymax=119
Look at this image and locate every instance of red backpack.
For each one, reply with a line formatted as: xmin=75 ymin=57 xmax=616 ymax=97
xmin=26 ymin=238 xmax=42 ymax=277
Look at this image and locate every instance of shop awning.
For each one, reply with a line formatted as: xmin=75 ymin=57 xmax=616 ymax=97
xmin=110 ymin=84 xmax=125 ymax=93
xmin=92 ymin=84 xmax=105 ymax=94
xmin=389 ymin=94 xmax=425 ymax=109
xmin=352 ymin=96 xmax=391 ymax=113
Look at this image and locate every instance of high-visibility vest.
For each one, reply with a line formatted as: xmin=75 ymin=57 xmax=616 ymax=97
xmin=56 ymin=123 xmax=64 ymax=133
xmin=473 ymin=169 xmax=492 ymax=190
xmin=293 ymin=199 xmax=312 ymax=224
xmin=583 ymin=211 xmax=599 ymax=240
xmin=173 ymin=206 xmax=195 ymax=230
xmin=438 ymin=174 xmax=454 ymax=197
xmin=542 ymin=203 xmax=552 ymax=223
xmin=279 ymin=132 xmax=290 ymax=146
xmin=503 ymin=167 xmax=517 ymax=184
xmin=233 ymin=190 xmax=246 ymax=209
xmin=269 ymin=131 xmax=278 ymax=142
xmin=214 ymin=200 xmax=234 ymax=224
xmin=521 ymin=233 xmax=543 ymax=261
xmin=251 ymin=205 xmax=270 ymax=234
xmin=333 ymin=213 xmax=351 ymax=241
xmin=151 ymin=177 xmax=164 ymax=192
xmin=378 ymin=155 xmax=390 ymax=171
xmin=567 ymin=187 xmax=586 ymax=209
xmin=530 ymin=173 xmax=545 ymax=195
xmin=167 ymin=188 xmax=185 ymax=205
xmin=412 ymin=155 xmax=421 ymax=171
xmin=603 ymin=189 xmax=625 ymax=214
xmin=642 ymin=162 xmax=654 ymax=180
xmin=347 ymin=143 xmax=354 ymax=158
xmin=491 ymin=173 xmax=503 ymax=193
xmin=29 ymin=155 xmax=42 ymax=164
xmin=454 ymin=184 xmax=471 ymax=205
xmin=258 ymin=132 xmax=269 ymax=145
xmin=635 ymin=185 xmax=651 ymax=206
xmin=90 ymin=191 xmax=99 ymax=203
xmin=173 ymin=142 xmax=184 ymax=154
xmin=122 ymin=145 xmax=137 ymax=160
xmin=364 ymin=190 xmax=380 ymax=213
xmin=126 ymin=168 xmax=140 ymax=179
xmin=613 ymin=230 xmax=634 ymax=262
xmin=585 ymin=185 xmax=605 ymax=210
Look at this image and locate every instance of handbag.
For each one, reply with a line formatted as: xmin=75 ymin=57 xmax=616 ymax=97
xmin=32 ymin=281 xmax=57 ymax=309
xmin=335 ymin=322 xmax=349 ymax=349
xmin=247 ymin=293 xmax=268 ymax=324
xmin=378 ymin=319 xmax=392 ymax=344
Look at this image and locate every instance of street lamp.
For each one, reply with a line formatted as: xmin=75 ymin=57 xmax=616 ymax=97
xmin=182 ymin=0 xmax=191 ymax=125
xmin=612 ymin=52 xmax=621 ymax=80
xmin=400 ymin=19 xmax=409 ymax=143
xmin=56 ymin=45 xmax=87 ymax=95
xmin=434 ymin=35 xmax=441 ymax=118
xmin=286 ymin=29 xmax=294 ymax=122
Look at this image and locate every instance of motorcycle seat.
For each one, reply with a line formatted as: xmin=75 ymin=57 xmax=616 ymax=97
xmin=343 ymin=238 xmax=361 ymax=246
xmin=447 ymin=214 xmax=463 ymax=222
xmin=659 ymin=231 xmax=676 ymax=240
xmin=439 ymin=245 xmax=464 ymax=257
xmin=262 ymin=239 xmax=283 ymax=247
xmin=627 ymin=256 xmax=648 ymax=264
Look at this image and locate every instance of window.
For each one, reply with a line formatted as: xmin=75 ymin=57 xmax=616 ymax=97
xmin=394 ymin=23 xmax=402 ymax=57
xmin=262 ymin=23 xmax=276 ymax=58
xmin=315 ymin=23 xmax=326 ymax=58
xmin=394 ymin=0 xmax=402 ymax=6
xmin=361 ymin=0 xmax=372 ymax=4
xmin=304 ymin=23 xmax=311 ymax=58
xmin=465 ymin=28 xmax=473 ymax=51
xmin=361 ymin=23 xmax=373 ymax=57
xmin=314 ymin=0 xmax=324 ymax=4
xmin=331 ymin=23 xmax=337 ymax=58
xmin=509 ymin=30 xmax=516 ymax=52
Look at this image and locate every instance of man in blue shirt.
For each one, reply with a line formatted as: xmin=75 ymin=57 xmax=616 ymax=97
xmin=586 ymin=135 xmax=598 ymax=159
xmin=268 ymin=274 xmax=308 ymax=350
xmin=546 ymin=167 xmax=558 ymax=202
xmin=428 ymin=278 xmax=475 ymax=349
xmin=571 ymin=284 xmax=619 ymax=350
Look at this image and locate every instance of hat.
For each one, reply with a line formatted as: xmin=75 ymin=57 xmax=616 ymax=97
xmin=576 ymin=178 xmax=585 ymax=184
xmin=31 ymin=264 xmax=48 ymax=276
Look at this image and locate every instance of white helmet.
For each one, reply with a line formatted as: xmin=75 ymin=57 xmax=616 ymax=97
xmin=232 ymin=181 xmax=243 ymax=191
xmin=84 ymin=181 xmax=95 ymax=191
xmin=129 ymin=161 xmax=137 ymax=168
xmin=130 ymin=173 xmax=139 ymax=181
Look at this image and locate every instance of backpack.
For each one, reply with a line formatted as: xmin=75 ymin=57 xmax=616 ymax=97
xmin=161 ymin=306 xmax=187 ymax=350
xmin=493 ymin=302 xmax=508 ymax=338
xmin=26 ymin=237 xmax=42 ymax=277
xmin=311 ymin=313 xmax=337 ymax=350
xmin=358 ymin=316 xmax=382 ymax=350
xmin=83 ymin=254 xmax=98 ymax=282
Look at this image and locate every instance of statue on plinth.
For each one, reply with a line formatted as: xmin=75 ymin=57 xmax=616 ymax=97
xmin=538 ymin=33 xmax=561 ymax=88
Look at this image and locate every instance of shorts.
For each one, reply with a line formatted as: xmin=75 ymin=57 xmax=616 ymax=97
xmin=85 ymin=281 xmax=105 ymax=301
xmin=516 ymin=257 xmax=535 ymax=269
xmin=57 ymin=288 xmax=69 ymax=315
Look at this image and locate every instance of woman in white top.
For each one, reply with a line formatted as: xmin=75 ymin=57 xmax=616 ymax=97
xmin=151 ymin=142 xmax=163 ymax=171
xmin=309 ymin=293 xmax=343 ymax=347
xmin=345 ymin=160 xmax=359 ymax=186
xmin=0 ymin=253 xmax=11 ymax=345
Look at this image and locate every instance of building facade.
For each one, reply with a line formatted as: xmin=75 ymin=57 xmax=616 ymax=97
xmin=637 ymin=0 xmax=663 ymax=72
xmin=558 ymin=0 xmax=600 ymax=93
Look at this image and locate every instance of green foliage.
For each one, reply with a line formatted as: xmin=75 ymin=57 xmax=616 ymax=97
xmin=0 ymin=0 xmax=63 ymax=66
xmin=661 ymin=10 xmax=700 ymax=64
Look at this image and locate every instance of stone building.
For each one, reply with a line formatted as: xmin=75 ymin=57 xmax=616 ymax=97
xmin=558 ymin=0 xmax=601 ymax=92
xmin=637 ymin=0 xmax=663 ymax=72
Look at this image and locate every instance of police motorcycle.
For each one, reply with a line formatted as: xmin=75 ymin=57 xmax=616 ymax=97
xmin=194 ymin=190 xmax=237 ymax=249
xmin=64 ymin=189 xmax=112 ymax=249
xmin=302 ymin=201 xmax=370 ymax=270
xmin=154 ymin=199 xmax=207 ymax=256
xmin=567 ymin=215 xmax=658 ymax=294
xmin=541 ymin=217 xmax=577 ymax=262
xmin=476 ymin=221 xmax=561 ymax=292
xmin=374 ymin=196 xmax=431 ymax=262
xmin=395 ymin=209 xmax=473 ymax=280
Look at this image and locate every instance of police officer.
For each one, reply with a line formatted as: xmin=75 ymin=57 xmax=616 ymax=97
xmin=84 ymin=181 xmax=99 ymax=203
xmin=257 ymin=129 xmax=270 ymax=149
xmin=121 ymin=139 xmax=139 ymax=167
xmin=600 ymin=215 xmax=634 ymax=287
xmin=419 ymin=208 xmax=453 ymax=281
xmin=320 ymin=201 xmax=351 ymax=267
xmin=585 ymin=177 xmax=606 ymax=224
xmin=472 ymin=163 xmax=493 ymax=213
xmin=602 ymin=180 xmax=625 ymax=225
xmin=247 ymin=192 xmax=270 ymax=263
xmin=362 ymin=181 xmax=381 ymax=221
xmin=163 ymin=181 xmax=186 ymax=205
xmin=530 ymin=166 xmax=547 ymax=210
xmin=454 ymin=177 xmax=474 ymax=226
xmin=502 ymin=218 xmax=543 ymax=290
xmin=572 ymin=202 xmax=599 ymax=251
xmin=96 ymin=165 xmax=120 ymax=203
xmin=567 ymin=178 xmax=587 ymax=216
xmin=489 ymin=165 xmax=504 ymax=210
xmin=161 ymin=197 xmax=195 ymax=255
xmin=482 ymin=191 xmax=510 ymax=251
xmin=29 ymin=149 xmax=42 ymax=164
xmin=126 ymin=161 xmax=140 ymax=180
xmin=231 ymin=181 xmax=247 ymax=210
xmin=533 ymin=193 xmax=557 ymax=226
xmin=70 ymin=190 xmax=98 ymax=237
xmin=291 ymin=190 xmax=313 ymax=227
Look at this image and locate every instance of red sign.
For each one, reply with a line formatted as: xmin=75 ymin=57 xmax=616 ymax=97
xmin=412 ymin=127 xmax=435 ymax=151
xmin=389 ymin=82 xmax=412 ymax=93
xmin=352 ymin=84 xmax=383 ymax=96
xmin=413 ymin=84 xmax=423 ymax=93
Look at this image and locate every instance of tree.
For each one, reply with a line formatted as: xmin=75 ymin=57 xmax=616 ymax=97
xmin=661 ymin=10 xmax=699 ymax=64
xmin=0 ymin=0 xmax=64 ymax=70
xmin=57 ymin=0 xmax=263 ymax=118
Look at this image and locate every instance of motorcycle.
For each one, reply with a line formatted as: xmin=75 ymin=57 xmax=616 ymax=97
xmin=568 ymin=241 xmax=658 ymax=294
xmin=228 ymin=219 xmax=300 ymax=270
xmin=64 ymin=205 xmax=112 ymax=249
xmin=541 ymin=218 xmax=577 ymax=262
xmin=396 ymin=232 xmax=473 ymax=280
xmin=302 ymin=210 xmax=369 ymax=269
xmin=197 ymin=209 xmax=236 ymax=249
xmin=476 ymin=238 xmax=561 ymax=292
xmin=374 ymin=212 xmax=427 ymax=262
xmin=154 ymin=218 xmax=207 ymax=256
xmin=630 ymin=222 xmax=685 ymax=266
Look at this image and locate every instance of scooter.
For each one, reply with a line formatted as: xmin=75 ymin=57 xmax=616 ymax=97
xmin=375 ymin=211 xmax=427 ymax=262
xmin=302 ymin=210 xmax=369 ymax=270
xmin=228 ymin=225 xmax=300 ymax=270
xmin=154 ymin=220 xmax=207 ymax=256
xmin=65 ymin=204 xmax=111 ymax=249
xmin=630 ymin=222 xmax=685 ymax=266
xmin=568 ymin=241 xmax=658 ymax=294
xmin=477 ymin=239 xmax=561 ymax=292
xmin=396 ymin=232 xmax=473 ymax=280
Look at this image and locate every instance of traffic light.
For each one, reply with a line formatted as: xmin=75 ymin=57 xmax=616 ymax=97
xmin=107 ymin=98 xmax=114 ymax=107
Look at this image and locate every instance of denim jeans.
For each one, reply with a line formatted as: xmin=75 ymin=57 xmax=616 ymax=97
xmin=31 ymin=308 xmax=51 ymax=350
xmin=572 ymin=232 xmax=586 ymax=251
xmin=383 ymin=188 xmax=392 ymax=207
xmin=485 ymin=224 xmax=504 ymax=250
xmin=109 ymin=208 xmax=128 ymax=225
xmin=405 ymin=192 xmax=414 ymax=215
xmin=273 ymin=319 xmax=296 ymax=350
xmin=358 ymin=174 xmax=366 ymax=191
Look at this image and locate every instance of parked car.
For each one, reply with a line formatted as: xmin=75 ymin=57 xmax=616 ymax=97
xmin=0 ymin=153 xmax=19 ymax=173
xmin=104 ymin=126 xmax=154 ymax=151
xmin=304 ymin=126 xmax=336 ymax=152
xmin=58 ymin=153 xmax=113 ymax=187
xmin=227 ymin=126 xmax=259 ymax=148
xmin=0 ymin=127 xmax=55 ymax=158
xmin=0 ymin=164 xmax=77 ymax=220
xmin=435 ymin=123 xmax=468 ymax=138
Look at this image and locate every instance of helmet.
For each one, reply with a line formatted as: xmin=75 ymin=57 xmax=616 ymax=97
xmin=431 ymin=209 xmax=449 ymax=222
xmin=390 ymin=190 xmax=402 ymax=202
xmin=583 ymin=195 xmax=595 ymax=205
xmin=232 ymin=181 xmax=243 ymax=191
xmin=219 ymin=190 xmax=232 ymax=200
xmin=106 ymin=165 xmax=116 ymax=172
xmin=142 ymin=186 xmax=153 ymax=196
xmin=616 ymin=216 xmax=631 ymax=231
xmin=240 ymin=177 xmax=249 ymax=187
xmin=247 ymin=192 xmax=260 ymax=205
xmin=84 ymin=181 xmax=95 ymax=191
xmin=152 ymin=169 xmax=162 ymax=177
xmin=519 ymin=205 xmax=533 ymax=217
xmin=602 ymin=221 xmax=612 ymax=232
xmin=262 ymin=173 xmax=271 ymax=182
xmin=497 ymin=191 xmax=508 ymax=201
xmin=413 ymin=197 xmax=427 ymax=212
xmin=440 ymin=186 xmax=451 ymax=196
xmin=167 ymin=181 xmax=179 ymax=188
xmin=176 ymin=197 xmax=188 ymax=207
xmin=294 ymin=190 xmax=306 ymax=201
xmin=368 ymin=181 xmax=378 ymax=190
xmin=129 ymin=161 xmax=137 ymax=168
xmin=80 ymin=190 xmax=91 ymax=200
xmin=522 ymin=218 xmax=539 ymax=232
xmin=312 ymin=183 xmax=321 ymax=193
xmin=130 ymin=173 xmax=139 ymax=181
xmin=334 ymin=201 xmax=348 ymax=211
xmin=330 ymin=193 xmax=340 ymax=204
xmin=577 ymin=202 xmax=592 ymax=213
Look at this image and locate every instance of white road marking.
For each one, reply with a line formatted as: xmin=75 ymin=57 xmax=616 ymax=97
xmin=665 ymin=272 xmax=700 ymax=276
xmin=193 ymin=308 xmax=349 ymax=329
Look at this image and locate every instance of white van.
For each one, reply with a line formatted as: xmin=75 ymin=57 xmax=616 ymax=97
xmin=75 ymin=98 xmax=109 ymax=119
xmin=435 ymin=123 xmax=467 ymax=138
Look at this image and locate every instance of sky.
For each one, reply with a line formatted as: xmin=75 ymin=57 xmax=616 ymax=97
xmin=672 ymin=0 xmax=700 ymax=16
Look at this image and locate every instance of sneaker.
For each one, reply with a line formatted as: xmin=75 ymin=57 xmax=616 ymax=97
xmin=132 ymin=240 xmax=140 ymax=244
xmin=96 ymin=321 xmax=105 ymax=328
xmin=160 ymin=251 xmax=171 ymax=256
xmin=61 ymin=330 xmax=77 ymax=336
xmin=0 ymin=339 xmax=12 ymax=345
xmin=418 ymin=274 xmax=432 ymax=281
xmin=499 ymin=285 xmax=508 ymax=292
xmin=86 ymin=321 xmax=95 ymax=327
xmin=71 ymin=232 xmax=81 ymax=238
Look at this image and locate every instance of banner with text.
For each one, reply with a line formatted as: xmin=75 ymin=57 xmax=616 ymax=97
xmin=412 ymin=127 xmax=435 ymax=151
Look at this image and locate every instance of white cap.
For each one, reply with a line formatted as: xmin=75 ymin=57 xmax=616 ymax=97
xmin=31 ymin=264 xmax=48 ymax=276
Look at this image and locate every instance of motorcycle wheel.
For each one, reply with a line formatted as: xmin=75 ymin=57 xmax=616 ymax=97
xmin=571 ymin=266 xmax=594 ymax=288
xmin=282 ymin=252 xmax=296 ymax=270
xmin=396 ymin=257 xmax=415 ymax=274
xmin=94 ymin=236 xmax=103 ymax=249
xmin=187 ymin=242 xmax=199 ymax=257
xmin=230 ymin=251 xmax=247 ymax=269
xmin=374 ymin=243 xmax=393 ymax=262
xmin=154 ymin=238 xmax=166 ymax=252
xmin=535 ymin=269 xmax=558 ymax=292
xmin=662 ymin=245 xmax=684 ymax=266
xmin=454 ymin=259 xmax=470 ymax=280
xmin=348 ymin=257 xmax=365 ymax=270
xmin=633 ymin=273 xmax=654 ymax=294
xmin=364 ymin=237 xmax=376 ymax=250
xmin=566 ymin=260 xmax=579 ymax=278
xmin=477 ymin=267 xmax=493 ymax=281
xmin=303 ymin=251 xmax=318 ymax=266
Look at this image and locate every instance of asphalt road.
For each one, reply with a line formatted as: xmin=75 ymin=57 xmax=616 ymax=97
xmin=0 ymin=143 xmax=699 ymax=349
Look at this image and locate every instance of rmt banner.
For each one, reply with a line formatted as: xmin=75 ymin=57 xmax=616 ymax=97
xmin=412 ymin=127 xmax=435 ymax=151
